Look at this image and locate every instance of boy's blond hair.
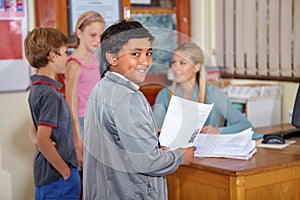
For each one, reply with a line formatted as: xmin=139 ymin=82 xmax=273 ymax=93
xmin=24 ymin=27 xmax=68 ymax=69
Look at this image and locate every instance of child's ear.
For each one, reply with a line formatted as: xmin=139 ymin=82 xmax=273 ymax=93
xmin=76 ymin=29 xmax=83 ymax=40
xmin=48 ymin=51 xmax=56 ymax=62
xmin=105 ymin=52 xmax=118 ymax=66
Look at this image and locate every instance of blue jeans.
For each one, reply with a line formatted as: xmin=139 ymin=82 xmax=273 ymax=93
xmin=35 ymin=166 xmax=81 ymax=200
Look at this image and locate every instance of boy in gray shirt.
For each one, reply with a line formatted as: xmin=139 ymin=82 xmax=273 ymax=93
xmin=84 ymin=20 xmax=196 ymax=200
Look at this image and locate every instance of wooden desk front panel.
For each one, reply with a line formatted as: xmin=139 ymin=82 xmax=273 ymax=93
xmin=167 ymin=164 xmax=300 ymax=200
xmin=166 ymin=125 xmax=300 ymax=199
xmin=167 ymin=166 xmax=230 ymax=200
xmin=241 ymin=165 xmax=300 ymax=200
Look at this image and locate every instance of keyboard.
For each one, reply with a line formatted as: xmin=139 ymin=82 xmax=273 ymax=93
xmin=263 ymin=128 xmax=300 ymax=139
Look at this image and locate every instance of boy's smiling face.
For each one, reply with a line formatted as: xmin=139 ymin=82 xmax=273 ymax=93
xmin=111 ymin=37 xmax=153 ymax=84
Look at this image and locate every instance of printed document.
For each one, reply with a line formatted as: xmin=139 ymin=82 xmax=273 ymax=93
xmin=194 ymin=128 xmax=256 ymax=160
xmin=159 ymin=95 xmax=214 ymax=150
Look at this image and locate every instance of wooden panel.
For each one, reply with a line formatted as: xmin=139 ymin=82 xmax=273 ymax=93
xmin=280 ymin=0 xmax=292 ymax=77
xmin=175 ymin=0 xmax=190 ymax=44
xmin=243 ymin=166 xmax=300 ymax=189
xmin=55 ymin=0 xmax=68 ymax=35
xmin=167 ymin=165 xmax=230 ymax=200
xmin=181 ymin=178 xmax=228 ymax=200
xmin=140 ymin=73 xmax=170 ymax=106
xmin=34 ymin=0 xmax=68 ymax=36
xmin=166 ymin=175 xmax=180 ymax=200
xmin=245 ymin=179 xmax=300 ymax=200
xmin=257 ymin=0 xmax=268 ymax=76
xmin=230 ymin=176 xmax=245 ymax=200
xmin=121 ymin=0 xmax=131 ymax=19
xmin=170 ymin=166 xmax=230 ymax=189
xmin=34 ymin=0 xmax=55 ymax=27
xmin=131 ymin=7 xmax=175 ymax=14
xmin=167 ymin=132 xmax=300 ymax=200
xmin=139 ymin=84 xmax=164 ymax=106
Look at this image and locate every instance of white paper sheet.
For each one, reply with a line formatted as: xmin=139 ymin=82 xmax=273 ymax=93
xmin=159 ymin=95 xmax=214 ymax=150
xmin=194 ymin=128 xmax=256 ymax=160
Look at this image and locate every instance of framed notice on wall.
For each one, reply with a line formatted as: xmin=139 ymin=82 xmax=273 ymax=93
xmin=69 ymin=0 xmax=121 ymax=36
xmin=0 ymin=0 xmax=30 ymax=92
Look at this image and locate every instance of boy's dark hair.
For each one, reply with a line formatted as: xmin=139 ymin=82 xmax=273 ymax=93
xmin=24 ymin=27 xmax=68 ymax=69
xmin=100 ymin=20 xmax=155 ymax=75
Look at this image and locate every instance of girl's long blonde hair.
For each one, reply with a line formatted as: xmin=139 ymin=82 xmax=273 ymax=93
xmin=171 ymin=42 xmax=206 ymax=103
xmin=75 ymin=11 xmax=105 ymax=45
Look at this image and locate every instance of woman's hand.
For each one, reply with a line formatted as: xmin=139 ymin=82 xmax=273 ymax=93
xmin=201 ymin=125 xmax=220 ymax=134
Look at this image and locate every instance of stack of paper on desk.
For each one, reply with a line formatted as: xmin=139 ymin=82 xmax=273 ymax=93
xmin=194 ymin=128 xmax=256 ymax=160
xmin=159 ymin=95 xmax=214 ymax=151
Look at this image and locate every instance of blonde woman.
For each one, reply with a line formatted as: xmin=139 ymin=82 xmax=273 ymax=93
xmin=153 ymin=42 xmax=253 ymax=134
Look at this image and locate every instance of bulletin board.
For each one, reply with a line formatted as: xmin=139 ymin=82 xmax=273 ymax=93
xmin=0 ymin=0 xmax=30 ymax=92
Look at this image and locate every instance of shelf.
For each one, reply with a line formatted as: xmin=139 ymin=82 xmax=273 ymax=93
xmin=131 ymin=7 xmax=176 ymax=14
xmin=221 ymin=72 xmax=300 ymax=83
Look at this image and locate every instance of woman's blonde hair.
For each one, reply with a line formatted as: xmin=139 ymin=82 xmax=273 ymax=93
xmin=75 ymin=11 xmax=105 ymax=45
xmin=171 ymin=42 xmax=206 ymax=103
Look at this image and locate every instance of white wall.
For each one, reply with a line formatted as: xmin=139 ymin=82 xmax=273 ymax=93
xmin=0 ymin=1 xmax=35 ymax=199
xmin=0 ymin=1 xmax=298 ymax=199
xmin=0 ymin=92 xmax=34 ymax=200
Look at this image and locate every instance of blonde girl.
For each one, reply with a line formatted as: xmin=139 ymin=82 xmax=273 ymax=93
xmin=65 ymin=11 xmax=105 ymax=166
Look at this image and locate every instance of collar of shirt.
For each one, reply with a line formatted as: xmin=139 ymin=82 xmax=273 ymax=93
xmin=31 ymin=75 xmax=62 ymax=92
xmin=111 ymin=72 xmax=140 ymax=90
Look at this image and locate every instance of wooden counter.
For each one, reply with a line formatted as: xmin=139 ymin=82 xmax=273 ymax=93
xmin=167 ymin=124 xmax=300 ymax=200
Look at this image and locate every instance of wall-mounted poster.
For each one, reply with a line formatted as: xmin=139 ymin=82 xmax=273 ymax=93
xmin=0 ymin=0 xmax=30 ymax=92
xmin=0 ymin=20 xmax=22 ymax=60
xmin=69 ymin=0 xmax=121 ymax=35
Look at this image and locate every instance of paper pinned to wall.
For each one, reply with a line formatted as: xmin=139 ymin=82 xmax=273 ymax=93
xmin=0 ymin=1 xmax=30 ymax=93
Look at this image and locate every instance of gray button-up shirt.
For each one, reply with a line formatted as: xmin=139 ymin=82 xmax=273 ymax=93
xmin=83 ymin=71 xmax=184 ymax=200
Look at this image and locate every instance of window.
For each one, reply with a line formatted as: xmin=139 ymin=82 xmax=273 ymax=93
xmin=205 ymin=0 xmax=300 ymax=82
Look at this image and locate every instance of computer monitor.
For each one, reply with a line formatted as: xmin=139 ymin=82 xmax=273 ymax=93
xmin=292 ymin=84 xmax=300 ymax=128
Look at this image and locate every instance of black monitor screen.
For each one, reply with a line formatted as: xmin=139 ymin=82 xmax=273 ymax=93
xmin=292 ymin=84 xmax=300 ymax=128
